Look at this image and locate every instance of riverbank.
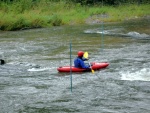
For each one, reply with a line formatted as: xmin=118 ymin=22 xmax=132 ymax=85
xmin=0 ymin=1 xmax=150 ymax=31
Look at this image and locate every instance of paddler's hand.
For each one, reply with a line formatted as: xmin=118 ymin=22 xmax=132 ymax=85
xmin=82 ymin=58 xmax=88 ymax=61
xmin=85 ymin=58 xmax=89 ymax=61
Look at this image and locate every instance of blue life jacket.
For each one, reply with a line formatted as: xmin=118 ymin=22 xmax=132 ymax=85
xmin=74 ymin=57 xmax=90 ymax=69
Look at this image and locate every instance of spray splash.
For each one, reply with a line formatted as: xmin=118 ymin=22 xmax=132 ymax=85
xmin=120 ymin=68 xmax=150 ymax=81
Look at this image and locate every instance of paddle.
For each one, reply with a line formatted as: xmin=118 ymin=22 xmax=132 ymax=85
xmin=83 ymin=52 xmax=94 ymax=74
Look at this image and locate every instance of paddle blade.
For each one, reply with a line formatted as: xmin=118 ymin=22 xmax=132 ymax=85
xmin=91 ymin=69 xmax=95 ymax=74
xmin=83 ymin=52 xmax=88 ymax=59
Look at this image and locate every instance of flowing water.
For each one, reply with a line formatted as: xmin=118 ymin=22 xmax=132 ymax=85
xmin=0 ymin=18 xmax=150 ymax=113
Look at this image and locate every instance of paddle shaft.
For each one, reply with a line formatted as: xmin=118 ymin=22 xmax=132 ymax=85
xmin=89 ymin=62 xmax=94 ymax=73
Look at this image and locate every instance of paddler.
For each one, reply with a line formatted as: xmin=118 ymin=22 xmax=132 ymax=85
xmin=74 ymin=51 xmax=90 ymax=69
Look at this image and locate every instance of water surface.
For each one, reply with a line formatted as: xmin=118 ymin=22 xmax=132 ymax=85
xmin=0 ymin=18 xmax=150 ymax=113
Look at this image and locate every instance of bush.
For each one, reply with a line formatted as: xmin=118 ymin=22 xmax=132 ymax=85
xmin=50 ymin=15 xmax=63 ymax=26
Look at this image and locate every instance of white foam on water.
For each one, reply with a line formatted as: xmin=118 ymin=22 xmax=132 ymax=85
xmin=127 ymin=31 xmax=149 ymax=38
xmin=120 ymin=68 xmax=150 ymax=81
xmin=84 ymin=28 xmax=150 ymax=39
xmin=28 ymin=67 xmax=56 ymax=72
xmin=28 ymin=67 xmax=53 ymax=72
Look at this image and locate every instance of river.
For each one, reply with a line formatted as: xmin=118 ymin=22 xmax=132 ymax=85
xmin=0 ymin=18 xmax=150 ymax=113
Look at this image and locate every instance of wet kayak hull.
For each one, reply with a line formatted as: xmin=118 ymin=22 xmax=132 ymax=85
xmin=57 ymin=62 xmax=109 ymax=72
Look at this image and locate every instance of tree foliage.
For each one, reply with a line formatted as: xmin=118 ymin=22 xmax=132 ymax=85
xmin=1 ymin=0 xmax=150 ymax=5
xmin=71 ymin=0 xmax=150 ymax=5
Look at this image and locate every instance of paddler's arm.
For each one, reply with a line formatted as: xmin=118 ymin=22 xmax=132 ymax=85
xmin=80 ymin=59 xmax=90 ymax=69
xmin=82 ymin=58 xmax=89 ymax=61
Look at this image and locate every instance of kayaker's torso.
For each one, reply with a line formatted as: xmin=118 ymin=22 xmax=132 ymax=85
xmin=74 ymin=57 xmax=89 ymax=69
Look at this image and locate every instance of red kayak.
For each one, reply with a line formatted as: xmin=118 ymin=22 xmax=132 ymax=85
xmin=57 ymin=62 xmax=109 ymax=72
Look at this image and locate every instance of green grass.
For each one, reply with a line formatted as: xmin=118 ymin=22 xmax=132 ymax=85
xmin=0 ymin=1 xmax=150 ymax=31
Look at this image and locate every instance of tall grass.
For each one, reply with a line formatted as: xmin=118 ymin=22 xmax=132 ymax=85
xmin=0 ymin=0 xmax=150 ymax=31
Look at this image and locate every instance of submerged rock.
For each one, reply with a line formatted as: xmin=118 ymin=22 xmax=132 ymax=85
xmin=0 ymin=59 xmax=5 ymax=65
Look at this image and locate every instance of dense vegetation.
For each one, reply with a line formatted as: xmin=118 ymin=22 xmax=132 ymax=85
xmin=71 ymin=0 xmax=150 ymax=5
xmin=1 ymin=0 xmax=150 ymax=5
xmin=0 ymin=0 xmax=150 ymax=31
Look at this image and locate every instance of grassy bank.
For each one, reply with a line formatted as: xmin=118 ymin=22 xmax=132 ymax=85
xmin=0 ymin=1 xmax=150 ymax=31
